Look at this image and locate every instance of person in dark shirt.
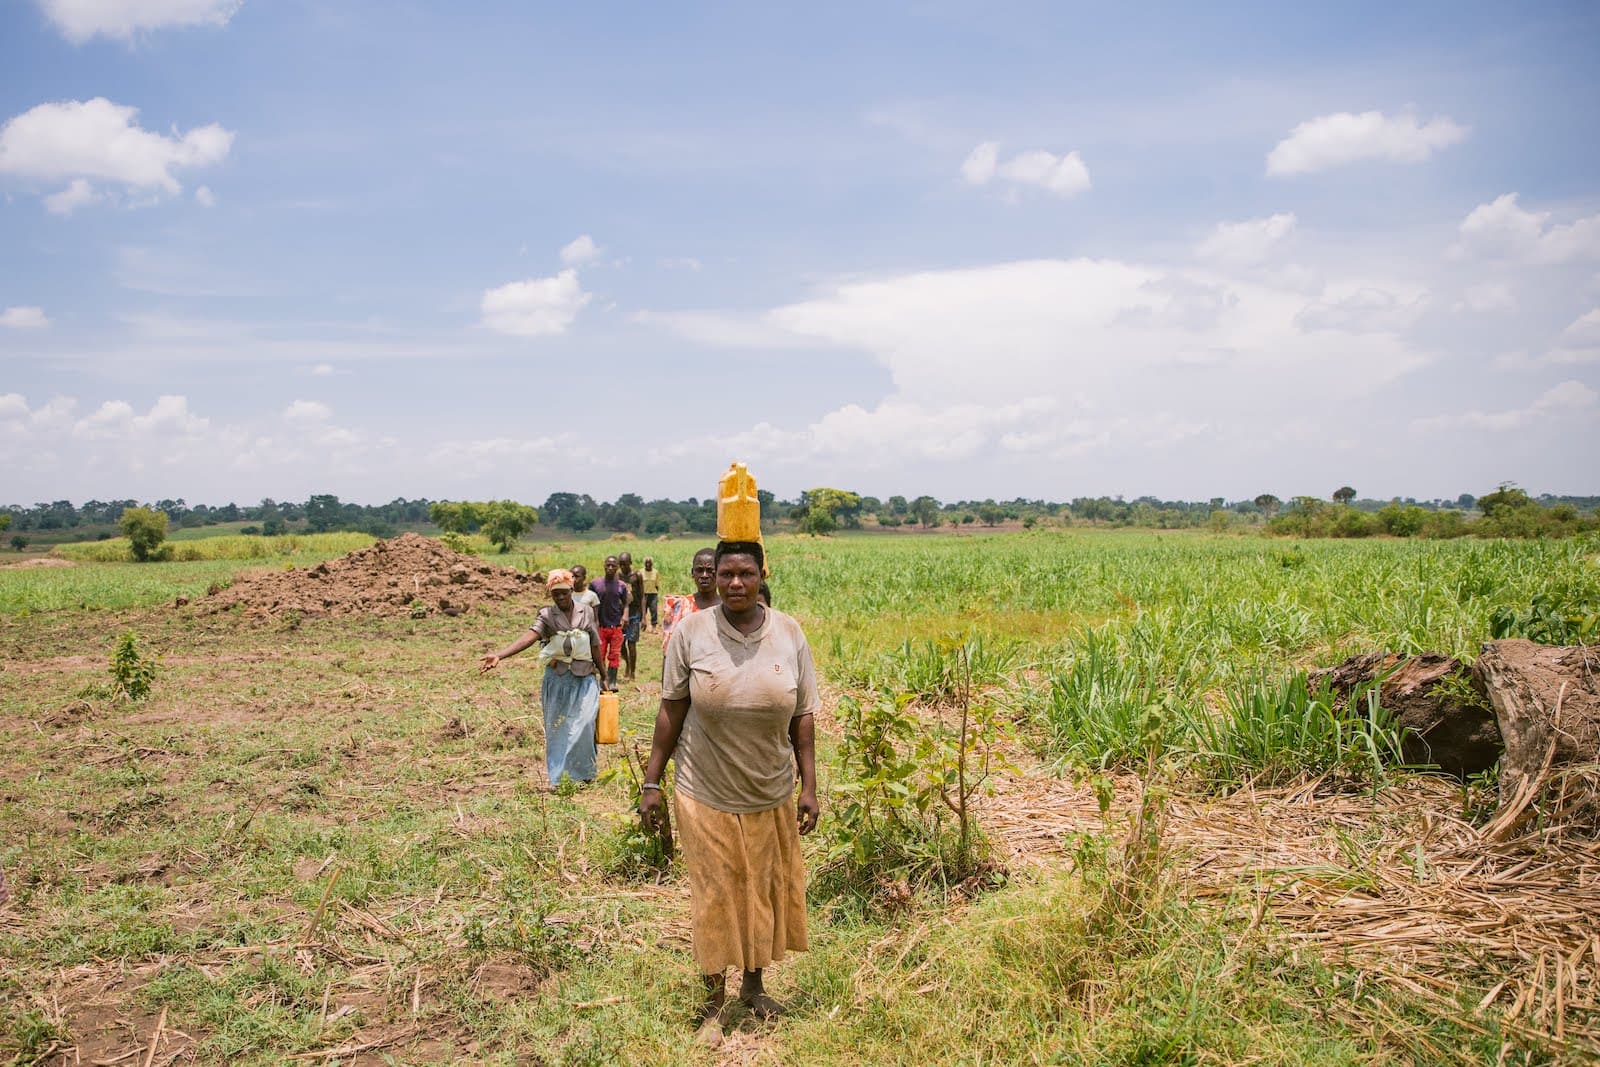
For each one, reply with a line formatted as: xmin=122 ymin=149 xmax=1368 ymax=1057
xmin=590 ymin=555 xmax=631 ymax=691
xmin=619 ymin=551 xmax=646 ymax=683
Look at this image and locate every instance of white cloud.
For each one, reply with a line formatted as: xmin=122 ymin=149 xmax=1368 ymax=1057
xmin=960 ymin=141 xmax=998 ymax=185
xmin=480 ymin=269 xmax=591 ymax=337
xmin=1454 ymin=282 xmax=1517 ymax=313
xmin=37 ymin=0 xmax=242 ymax=43
xmin=44 ymin=177 xmax=99 ymax=215
xmin=71 ymin=394 xmax=208 ymax=440
xmin=0 ymin=394 xmax=29 ymax=419
xmin=310 ymin=363 xmax=334 ymax=376
xmin=560 ymin=234 xmax=601 ymax=267
xmin=194 ymin=184 xmax=215 ymax=207
xmin=26 ymin=396 xmax=77 ymax=431
xmin=1266 ymin=110 xmax=1468 ymax=176
xmin=1545 ymin=309 xmax=1600 ymax=365
xmin=0 ymin=306 xmax=50 ymax=329
xmin=0 ymin=97 xmax=233 ymax=197
xmin=661 ymin=256 xmax=703 ymax=272
xmin=1295 ymin=285 xmax=1429 ymax=333
xmin=1195 ymin=213 xmax=1296 ymax=266
xmin=1451 ymin=194 xmax=1600 ymax=264
xmin=283 ymin=399 xmax=332 ymax=421
xmin=644 ymin=256 xmax=1432 ymax=455
xmin=1413 ymin=380 xmax=1597 ymax=433
xmin=135 ymin=395 xmax=207 ymax=434
xmin=73 ymin=400 xmax=136 ymax=439
xmin=313 ymin=426 xmax=360 ymax=447
xmin=961 ymin=142 xmax=1090 ymax=198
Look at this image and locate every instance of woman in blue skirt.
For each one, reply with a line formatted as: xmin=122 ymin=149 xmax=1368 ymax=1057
xmin=479 ymin=568 xmax=602 ymax=787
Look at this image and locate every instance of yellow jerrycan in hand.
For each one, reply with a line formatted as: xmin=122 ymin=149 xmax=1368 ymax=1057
xmin=596 ymin=691 xmax=619 ymax=745
xmin=717 ymin=462 xmax=763 ymax=544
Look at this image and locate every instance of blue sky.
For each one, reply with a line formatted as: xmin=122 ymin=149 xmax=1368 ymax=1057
xmin=3 ymin=1 xmax=1598 ymax=506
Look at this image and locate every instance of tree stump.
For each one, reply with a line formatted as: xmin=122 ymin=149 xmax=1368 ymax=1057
xmin=1310 ymin=651 xmax=1501 ymax=777
xmin=1473 ymin=640 xmax=1600 ymax=835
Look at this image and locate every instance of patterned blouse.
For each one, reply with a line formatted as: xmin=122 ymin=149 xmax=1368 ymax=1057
xmin=660 ymin=593 xmax=712 ymax=644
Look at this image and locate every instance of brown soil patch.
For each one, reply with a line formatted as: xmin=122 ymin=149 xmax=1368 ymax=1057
xmin=471 ymin=959 xmax=550 ymax=1000
xmin=195 ymin=533 xmax=544 ymax=620
xmin=0 ymin=556 xmax=75 ymax=569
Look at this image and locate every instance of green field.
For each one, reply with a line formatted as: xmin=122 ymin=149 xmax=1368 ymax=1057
xmin=2 ymin=530 xmax=1595 ymax=1064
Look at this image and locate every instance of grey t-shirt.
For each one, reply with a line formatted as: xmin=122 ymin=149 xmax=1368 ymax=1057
xmin=661 ymin=605 xmax=821 ymax=813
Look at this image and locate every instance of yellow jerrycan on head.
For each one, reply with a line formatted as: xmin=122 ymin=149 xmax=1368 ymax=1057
xmin=596 ymin=691 xmax=619 ymax=745
xmin=717 ymin=462 xmax=764 ymax=546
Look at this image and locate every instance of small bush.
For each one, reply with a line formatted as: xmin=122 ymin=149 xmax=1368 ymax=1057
xmin=1377 ymin=503 xmax=1427 ymax=537
xmin=818 ymin=643 xmax=1009 ymax=906
xmin=439 ymin=532 xmax=474 ymax=554
xmin=110 ymin=630 xmax=158 ymax=702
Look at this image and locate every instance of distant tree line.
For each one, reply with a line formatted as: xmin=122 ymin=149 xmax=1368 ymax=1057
xmin=4 ymin=484 xmax=1596 ymax=544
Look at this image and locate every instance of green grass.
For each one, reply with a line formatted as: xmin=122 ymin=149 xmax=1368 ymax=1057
xmin=0 ymin=529 xmax=1591 ymax=1064
xmin=1183 ymin=673 xmax=1409 ymax=788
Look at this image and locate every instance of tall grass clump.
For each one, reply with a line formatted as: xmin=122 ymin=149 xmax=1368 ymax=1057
xmin=1027 ymin=630 xmax=1192 ymax=770
xmin=1181 ymin=673 xmax=1409 ymax=789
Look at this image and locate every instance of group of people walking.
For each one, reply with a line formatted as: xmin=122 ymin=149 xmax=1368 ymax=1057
xmin=478 ymin=540 xmax=816 ymax=1045
xmin=564 ymin=551 xmax=655 ymax=691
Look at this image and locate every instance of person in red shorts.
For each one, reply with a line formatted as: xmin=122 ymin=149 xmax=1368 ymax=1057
xmin=590 ymin=555 xmax=631 ymax=691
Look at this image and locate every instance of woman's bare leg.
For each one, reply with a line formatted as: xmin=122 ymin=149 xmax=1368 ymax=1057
xmin=695 ymin=972 xmax=727 ymax=1044
xmin=740 ymin=968 xmax=785 ymax=1018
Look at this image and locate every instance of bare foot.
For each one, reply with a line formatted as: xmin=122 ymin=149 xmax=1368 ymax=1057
xmin=693 ymin=1001 xmax=726 ymax=1046
xmin=742 ymin=992 xmax=786 ymax=1019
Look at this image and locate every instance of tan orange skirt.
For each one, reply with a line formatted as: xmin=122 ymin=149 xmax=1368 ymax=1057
xmin=673 ymin=790 xmax=809 ymax=975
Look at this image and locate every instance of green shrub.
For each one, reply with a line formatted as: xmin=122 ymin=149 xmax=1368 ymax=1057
xmin=819 ymin=643 xmax=1008 ymax=904
xmin=110 ymin=630 xmax=158 ymax=702
xmin=1490 ymin=593 xmax=1600 ymax=645
xmin=1377 ymin=503 xmax=1427 ymax=537
xmin=120 ymin=506 xmax=169 ymax=561
xmin=1421 ymin=509 xmax=1468 ymax=538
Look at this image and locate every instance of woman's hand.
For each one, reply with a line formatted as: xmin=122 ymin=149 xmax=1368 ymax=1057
xmin=478 ymin=653 xmax=500 ymax=674
xmin=797 ymin=789 xmax=819 ymax=835
xmin=638 ymin=789 xmax=665 ymax=834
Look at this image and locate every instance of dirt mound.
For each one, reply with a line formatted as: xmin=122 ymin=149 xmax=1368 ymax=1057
xmin=196 ymin=532 xmax=544 ymax=619
xmin=1 ymin=557 xmax=75 ymax=569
